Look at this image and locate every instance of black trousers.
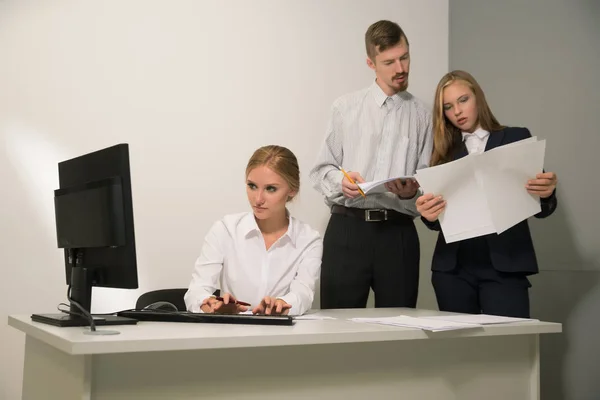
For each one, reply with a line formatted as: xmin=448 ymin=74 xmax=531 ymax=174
xmin=432 ymin=237 xmax=531 ymax=318
xmin=320 ymin=212 xmax=420 ymax=309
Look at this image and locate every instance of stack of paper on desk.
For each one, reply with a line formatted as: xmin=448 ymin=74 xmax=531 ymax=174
xmin=415 ymin=137 xmax=546 ymax=243
xmin=349 ymin=315 xmax=480 ymax=332
xmin=350 ymin=314 xmax=535 ymax=332
xmin=420 ymin=314 xmax=537 ymax=325
xmin=357 ymin=175 xmax=414 ymax=194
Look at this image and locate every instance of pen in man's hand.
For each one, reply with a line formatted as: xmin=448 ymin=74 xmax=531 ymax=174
xmin=337 ymin=166 xmax=366 ymax=197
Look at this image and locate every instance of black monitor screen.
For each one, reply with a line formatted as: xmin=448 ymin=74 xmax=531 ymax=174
xmin=57 ymin=143 xmax=138 ymax=290
xmin=31 ymin=143 xmax=139 ymax=328
xmin=54 ymin=177 xmax=126 ymax=249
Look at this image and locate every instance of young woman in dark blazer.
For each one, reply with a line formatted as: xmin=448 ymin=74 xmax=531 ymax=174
xmin=416 ymin=70 xmax=558 ymax=318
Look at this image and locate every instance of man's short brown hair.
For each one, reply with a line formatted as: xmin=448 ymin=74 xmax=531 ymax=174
xmin=365 ymin=20 xmax=408 ymax=61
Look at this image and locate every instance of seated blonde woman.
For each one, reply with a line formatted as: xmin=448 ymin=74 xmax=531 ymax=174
xmin=184 ymin=145 xmax=323 ymax=316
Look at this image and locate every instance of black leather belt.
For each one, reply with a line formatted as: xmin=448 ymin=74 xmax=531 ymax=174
xmin=331 ymin=205 xmax=412 ymax=223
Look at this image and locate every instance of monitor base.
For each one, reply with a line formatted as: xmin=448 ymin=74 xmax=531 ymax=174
xmin=31 ymin=313 xmax=138 ymax=327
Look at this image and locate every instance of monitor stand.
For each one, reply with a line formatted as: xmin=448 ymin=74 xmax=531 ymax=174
xmin=31 ymin=313 xmax=137 ymax=327
xmin=31 ymin=264 xmax=137 ymax=327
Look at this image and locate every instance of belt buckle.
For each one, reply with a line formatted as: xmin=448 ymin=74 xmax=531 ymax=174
xmin=364 ymin=209 xmax=387 ymax=222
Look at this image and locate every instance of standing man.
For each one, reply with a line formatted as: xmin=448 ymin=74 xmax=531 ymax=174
xmin=310 ymin=20 xmax=433 ymax=309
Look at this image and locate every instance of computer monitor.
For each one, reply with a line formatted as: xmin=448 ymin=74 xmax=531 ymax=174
xmin=31 ymin=143 xmax=139 ymax=327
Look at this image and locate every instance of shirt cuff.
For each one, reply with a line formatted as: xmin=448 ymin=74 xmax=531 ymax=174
xmin=189 ymin=295 xmax=215 ymax=313
xmin=327 ymin=170 xmax=345 ymax=197
xmin=397 ymin=192 xmax=418 ymax=200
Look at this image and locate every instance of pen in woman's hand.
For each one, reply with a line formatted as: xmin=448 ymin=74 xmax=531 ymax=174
xmin=215 ymin=296 xmax=251 ymax=307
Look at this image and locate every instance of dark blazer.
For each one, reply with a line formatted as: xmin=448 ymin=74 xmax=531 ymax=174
xmin=422 ymin=127 xmax=557 ymax=275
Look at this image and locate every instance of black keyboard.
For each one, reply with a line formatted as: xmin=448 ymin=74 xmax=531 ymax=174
xmin=116 ymin=310 xmax=293 ymax=326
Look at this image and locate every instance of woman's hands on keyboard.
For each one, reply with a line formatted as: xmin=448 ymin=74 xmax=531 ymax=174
xmin=252 ymin=296 xmax=291 ymax=315
xmin=200 ymin=293 xmax=249 ymax=314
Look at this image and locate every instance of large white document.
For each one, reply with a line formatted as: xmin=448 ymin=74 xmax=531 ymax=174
xmin=415 ymin=137 xmax=546 ymax=243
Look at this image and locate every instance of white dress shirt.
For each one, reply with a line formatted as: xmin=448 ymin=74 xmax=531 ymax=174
xmin=184 ymin=212 xmax=323 ymax=316
xmin=309 ymin=81 xmax=433 ymax=216
xmin=462 ymin=127 xmax=490 ymax=155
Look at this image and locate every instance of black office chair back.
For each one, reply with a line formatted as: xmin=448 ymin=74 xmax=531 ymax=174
xmin=136 ymin=288 xmax=188 ymax=311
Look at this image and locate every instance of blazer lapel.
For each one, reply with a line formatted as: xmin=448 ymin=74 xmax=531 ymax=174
xmin=452 ymin=141 xmax=468 ymax=160
xmin=484 ymin=129 xmax=505 ymax=151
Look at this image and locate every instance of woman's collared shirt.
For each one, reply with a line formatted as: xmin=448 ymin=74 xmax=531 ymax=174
xmin=184 ymin=212 xmax=322 ymax=316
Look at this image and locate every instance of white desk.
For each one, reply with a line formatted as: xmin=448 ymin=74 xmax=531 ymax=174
xmin=9 ymin=308 xmax=561 ymax=400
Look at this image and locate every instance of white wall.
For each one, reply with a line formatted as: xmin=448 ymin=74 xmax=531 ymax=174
xmin=0 ymin=1 xmax=448 ymax=398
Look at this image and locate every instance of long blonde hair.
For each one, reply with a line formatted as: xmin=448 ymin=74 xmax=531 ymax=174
xmin=431 ymin=70 xmax=504 ymax=166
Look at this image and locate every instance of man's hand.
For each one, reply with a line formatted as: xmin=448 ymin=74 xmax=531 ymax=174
xmin=385 ymin=178 xmax=420 ymax=199
xmin=342 ymin=171 xmax=365 ymax=198
xmin=416 ymin=193 xmax=446 ymax=222
xmin=252 ymin=296 xmax=291 ymax=315
xmin=526 ymin=172 xmax=557 ymax=198
xmin=200 ymin=293 xmax=248 ymax=314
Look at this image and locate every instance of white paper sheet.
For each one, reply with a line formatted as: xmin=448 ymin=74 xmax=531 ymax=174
xmin=349 ymin=315 xmax=481 ymax=332
xmin=414 ymin=154 xmax=496 ymax=241
xmin=357 ymin=175 xmax=414 ymax=194
xmin=415 ymin=137 xmax=546 ymax=242
xmin=294 ymin=314 xmax=337 ymax=320
xmin=477 ymin=139 xmax=546 ymax=233
xmin=421 ymin=314 xmax=538 ymax=325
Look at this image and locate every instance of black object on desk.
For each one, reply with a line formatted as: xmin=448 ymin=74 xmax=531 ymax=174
xmin=32 ymin=144 xmax=140 ymax=329
xmin=117 ymin=310 xmax=294 ymax=326
xmin=31 ymin=313 xmax=138 ymax=327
